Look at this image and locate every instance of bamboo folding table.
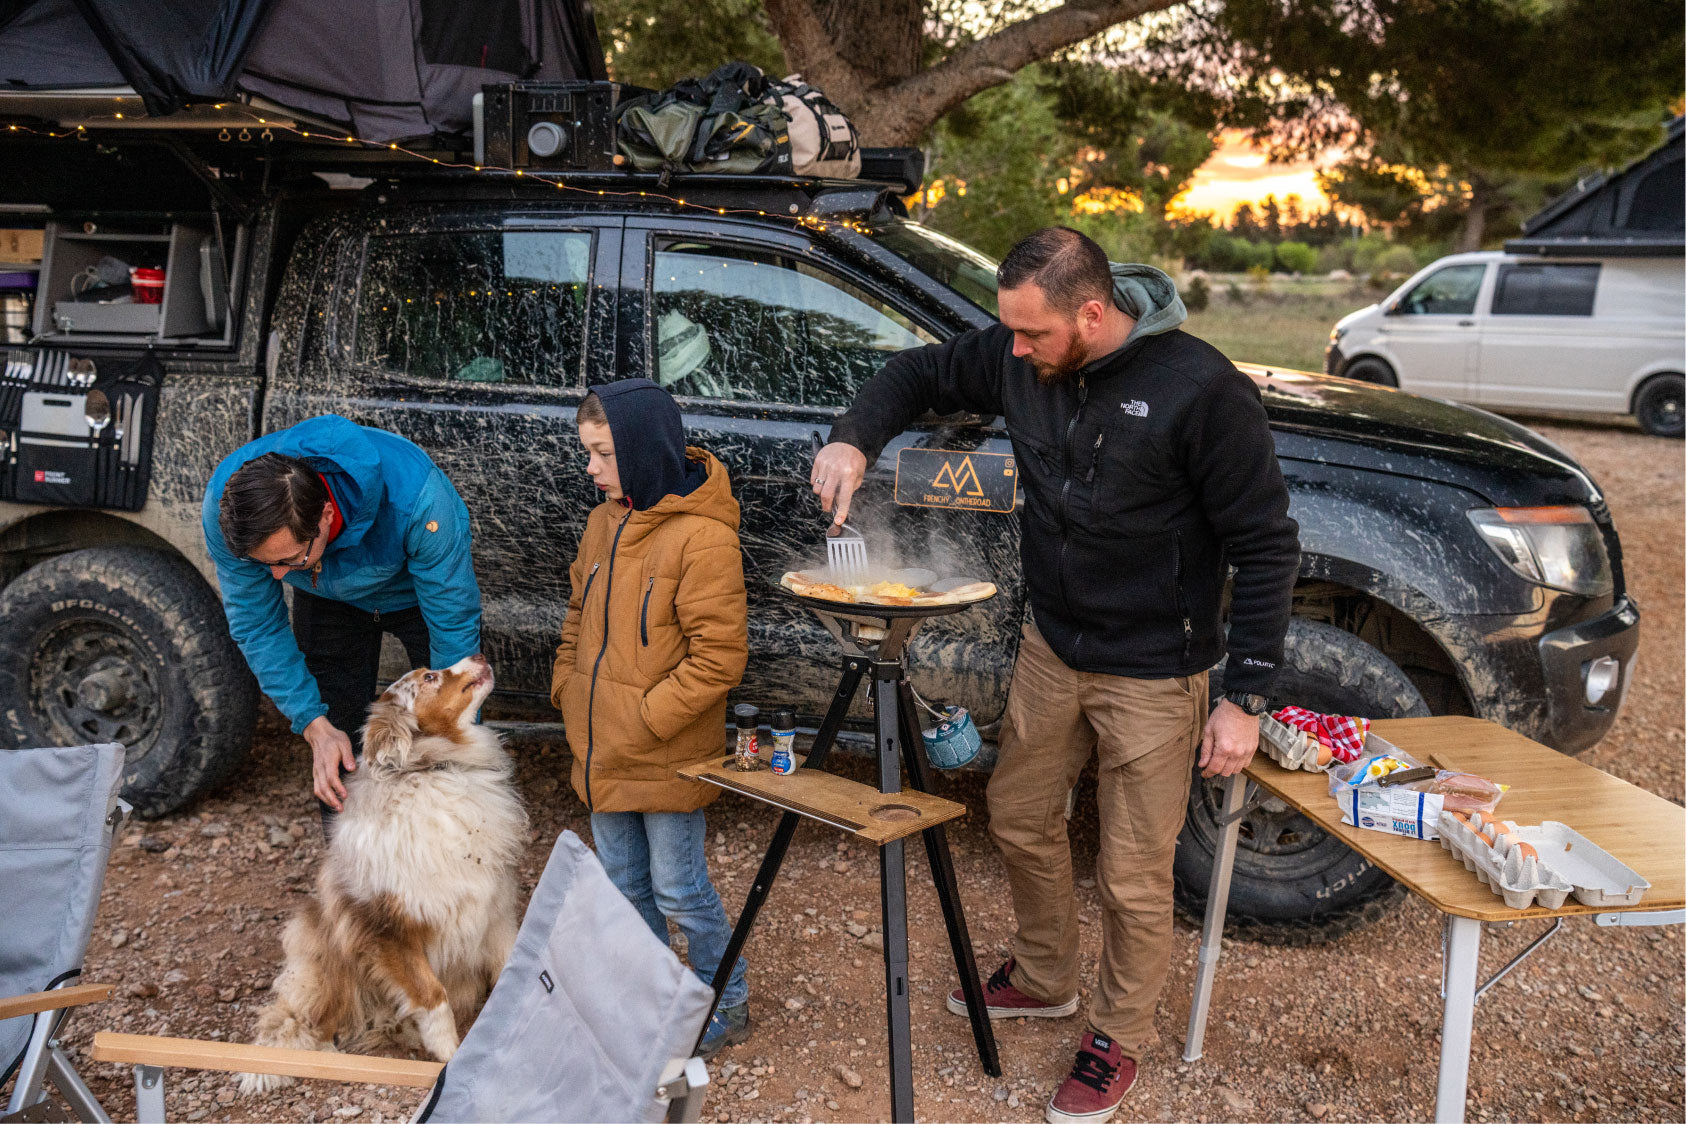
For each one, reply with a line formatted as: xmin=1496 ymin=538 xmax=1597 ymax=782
xmin=1183 ymin=716 xmax=1685 ymax=1123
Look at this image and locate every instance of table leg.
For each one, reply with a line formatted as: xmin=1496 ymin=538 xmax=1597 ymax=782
xmin=1436 ymin=915 xmax=1482 ymax=1124
xmin=1183 ymin=771 xmax=1245 ymax=1063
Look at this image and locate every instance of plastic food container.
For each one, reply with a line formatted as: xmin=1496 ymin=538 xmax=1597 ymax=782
xmin=130 ymin=266 xmax=165 ymax=304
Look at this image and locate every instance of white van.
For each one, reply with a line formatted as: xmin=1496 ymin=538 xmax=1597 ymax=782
xmin=1326 ymin=251 xmax=1685 ymax=436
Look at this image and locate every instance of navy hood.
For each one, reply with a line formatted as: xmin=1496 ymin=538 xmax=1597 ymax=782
xmin=591 ymin=378 xmax=706 ymax=510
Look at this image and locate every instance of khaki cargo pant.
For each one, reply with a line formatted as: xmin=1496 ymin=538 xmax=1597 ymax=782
xmin=985 ymin=619 xmax=1208 ymax=1061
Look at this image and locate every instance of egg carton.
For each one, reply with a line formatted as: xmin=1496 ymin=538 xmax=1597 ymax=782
xmin=1437 ymin=812 xmax=1650 ymax=910
xmin=1258 ymin=713 xmax=1330 ymax=772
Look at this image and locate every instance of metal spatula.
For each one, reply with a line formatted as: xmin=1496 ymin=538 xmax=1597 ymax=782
xmin=826 ymin=522 xmax=869 ymax=585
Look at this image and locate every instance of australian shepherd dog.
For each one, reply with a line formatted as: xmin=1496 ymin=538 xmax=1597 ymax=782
xmin=241 ymin=655 xmax=527 ymax=1093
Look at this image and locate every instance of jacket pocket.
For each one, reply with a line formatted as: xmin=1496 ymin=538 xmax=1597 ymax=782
xmin=634 ymin=575 xmax=686 ymax=680
xmin=1086 ymin=425 xmax=1176 ymax=530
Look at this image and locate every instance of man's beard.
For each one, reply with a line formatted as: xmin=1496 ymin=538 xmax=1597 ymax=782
xmin=1030 ymin=335 xmax=1089 ymax=385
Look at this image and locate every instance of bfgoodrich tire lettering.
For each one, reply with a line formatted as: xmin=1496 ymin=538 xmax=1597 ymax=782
xmin=0 ymin=548 xmax=257 ymax=817
xmin=1172 ymin=618 xmax=1428 ymax=945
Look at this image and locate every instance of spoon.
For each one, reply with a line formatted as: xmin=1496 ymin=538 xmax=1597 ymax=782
xmin=85 ymin=387 xmax=110 ymax=436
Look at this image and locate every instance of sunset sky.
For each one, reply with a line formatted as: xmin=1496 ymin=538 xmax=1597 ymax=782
xmin=1170 ymin=130 xmax=1344 ymax=222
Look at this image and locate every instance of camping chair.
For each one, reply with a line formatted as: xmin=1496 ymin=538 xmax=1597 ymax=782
xmin=92 ymin=830 xmax=714 ymax=1123
xmin=1 ymin=742 xmax=128 ymax=1124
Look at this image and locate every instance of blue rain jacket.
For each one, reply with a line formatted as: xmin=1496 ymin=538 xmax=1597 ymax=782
xmin=202 ymin=415 xmax=481 ymax=733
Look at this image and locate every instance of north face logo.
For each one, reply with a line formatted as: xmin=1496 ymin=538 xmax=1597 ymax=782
xmin=1121 ymin=400 xmax=1149 ymax=417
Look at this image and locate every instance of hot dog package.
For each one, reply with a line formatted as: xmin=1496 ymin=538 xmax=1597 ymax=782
xmin=1327 ymin=738 xmax=1506 ymax=841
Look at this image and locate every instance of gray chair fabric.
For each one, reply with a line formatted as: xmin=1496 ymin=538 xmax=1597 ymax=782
xmin=418 ymin=830 xmax=715 ymax=1124
xmin=0 ymin=743 xmax=126 ymax=1079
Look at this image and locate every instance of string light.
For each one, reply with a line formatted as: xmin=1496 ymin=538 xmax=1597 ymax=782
xmin=0 ymin=107 xmax=879 ymax=236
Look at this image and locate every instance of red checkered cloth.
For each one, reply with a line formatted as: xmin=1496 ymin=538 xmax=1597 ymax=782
xmin=1271 ymin=706 xmax=1371 ymax=763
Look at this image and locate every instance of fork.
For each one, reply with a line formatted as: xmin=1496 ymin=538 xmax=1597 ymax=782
xmin=825 ymin=522 xmax=870 ymax=585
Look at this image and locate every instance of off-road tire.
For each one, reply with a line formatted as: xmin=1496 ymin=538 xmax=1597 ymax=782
xmin=1173 ymin=618 xmax=1428 ymax=946
xmin=0 ymin=547 xmax=257 ymax=817
xmin=1633 ymin=373 xmax=1683 ymax=438
xmin=1340 ymin=356 xmax=1398 ymax=387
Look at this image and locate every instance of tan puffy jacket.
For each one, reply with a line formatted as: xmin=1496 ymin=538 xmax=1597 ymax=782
xmin=551 ymin=449 xmax=747 ymax=812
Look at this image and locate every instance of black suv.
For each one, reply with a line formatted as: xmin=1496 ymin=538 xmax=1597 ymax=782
xmin=0 ymin=144 xmax=1639 ymax=937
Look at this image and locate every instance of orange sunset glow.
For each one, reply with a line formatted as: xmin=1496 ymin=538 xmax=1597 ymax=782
xmin=1170 ymin=130 xmax=1344 ymax=222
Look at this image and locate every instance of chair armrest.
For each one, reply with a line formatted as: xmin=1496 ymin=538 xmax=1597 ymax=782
xmin=90 ymin=1033 xmax=443 ymax=1087
xmin=0 ymin=983 xmax=114 ymax=1020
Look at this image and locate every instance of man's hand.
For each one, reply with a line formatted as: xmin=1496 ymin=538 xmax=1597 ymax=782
xmin=304 ymin=716 xmax=356 ymax=810
xmin=810 ymin=442 xmax=868 ymax=529
xmin=1198 ymin=699 xmax=1260 ymax=779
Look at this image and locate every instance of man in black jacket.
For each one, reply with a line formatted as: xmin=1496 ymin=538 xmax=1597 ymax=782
xmin=812 ymin=228 xmax=1299 ymax=1124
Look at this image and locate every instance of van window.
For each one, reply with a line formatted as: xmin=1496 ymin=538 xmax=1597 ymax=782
xmin=1397 ymin=264 xmax=1485 ymax=315
xmin=1491 ymin=263 xmax=1599 ymax=317
xmin=650 ymin=239 xmax=935 ymax=407
xmin=356 ymin=230 xmax=592 ymax=385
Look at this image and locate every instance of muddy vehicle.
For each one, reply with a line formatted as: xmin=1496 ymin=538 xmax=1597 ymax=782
xmin=0 ymin=124 xmax=1639 ymax=938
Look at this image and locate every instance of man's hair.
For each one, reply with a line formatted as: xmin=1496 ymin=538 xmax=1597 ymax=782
xmin=219 ymin=452 xmax=329 ymax=559
xmin=577 ymin=391 xmax=607 ymax=427
xmin=996 ymin=227 xmax=1113 ymax=316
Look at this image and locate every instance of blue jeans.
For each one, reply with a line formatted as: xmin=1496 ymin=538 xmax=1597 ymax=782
xmin=590 ymin=810 xmax=749 ymax=1009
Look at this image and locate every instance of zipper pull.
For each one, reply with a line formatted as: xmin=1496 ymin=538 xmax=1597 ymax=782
xmin=1086 ymin=431 xmax=1105 ymax=484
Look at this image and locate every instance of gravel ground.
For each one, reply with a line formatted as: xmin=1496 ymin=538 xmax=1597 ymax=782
xmin=49 ymin=420 xmax=1683 ymax=1124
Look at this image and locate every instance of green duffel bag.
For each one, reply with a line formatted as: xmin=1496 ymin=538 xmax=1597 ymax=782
xmin=617 ymin=61 xmax=793 ymax=183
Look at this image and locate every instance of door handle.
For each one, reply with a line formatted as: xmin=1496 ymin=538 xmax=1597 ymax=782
xmin=1458 ymin=320 xmax=1475 ymax=327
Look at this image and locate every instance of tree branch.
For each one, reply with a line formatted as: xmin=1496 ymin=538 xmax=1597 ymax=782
xmin=761 ymin=0 xmax=866 ymax=97
xmin=862 ymin=0 xmax=1187 ymax=143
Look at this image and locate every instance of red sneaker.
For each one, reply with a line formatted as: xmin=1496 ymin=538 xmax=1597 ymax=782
xmin=946 ymin=958 xmax=1079 ymax=1019
xmin=1045 ymin=1031 xmax=1137 ymax=1124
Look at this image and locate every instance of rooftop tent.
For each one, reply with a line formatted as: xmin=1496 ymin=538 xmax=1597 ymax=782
xmin=1506 ymin=116 xmax=1684 ymax=257
xmin=0 ymin=0 xmax=607 ymax=142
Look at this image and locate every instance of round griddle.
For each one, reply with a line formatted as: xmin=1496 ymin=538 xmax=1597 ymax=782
xmin=784 ymin=588 xmax=996 ymax=619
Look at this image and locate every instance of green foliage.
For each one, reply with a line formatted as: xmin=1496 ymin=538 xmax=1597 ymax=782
xmin=1273 ymin=240 xmax=1317 ymax=274
xmin=1183 ymin=273 xmax=1211 ymax=312
xmin=1149 ymin=0 xmax=1684 ymax=246
xmin=1373 ymin=245 xmax=1420 ymax=277
xmin=594 ymin=0 xmax=785 ymax=89
xmin=919 ymin=65 xmax=1217 ymax=261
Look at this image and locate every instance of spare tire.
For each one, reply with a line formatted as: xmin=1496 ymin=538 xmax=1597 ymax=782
xmin=1172 ymin=618 xmax=1429 ymax=945
xmin=0 ymin=548 xmax=257 ymax=818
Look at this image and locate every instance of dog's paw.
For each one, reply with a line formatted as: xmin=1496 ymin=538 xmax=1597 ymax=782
xmin=238 ymin=1070 xmax=296 ymax=1097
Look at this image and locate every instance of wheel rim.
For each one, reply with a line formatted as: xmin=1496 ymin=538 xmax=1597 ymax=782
xmin=1644 ymin=385 xmax=1683 ymax=434
xmin=1192 ymin=777 xmax=1325 ymax=856
xmin=29 ymin=618 xmax=163 ymax=756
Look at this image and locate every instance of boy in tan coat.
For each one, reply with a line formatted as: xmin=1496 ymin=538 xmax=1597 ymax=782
xmin=551 ymin=378 xmax=751 ymax=1056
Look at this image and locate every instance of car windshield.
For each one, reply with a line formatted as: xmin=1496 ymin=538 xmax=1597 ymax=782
xmin=865 ymin=218 xmax=1000 ymax=316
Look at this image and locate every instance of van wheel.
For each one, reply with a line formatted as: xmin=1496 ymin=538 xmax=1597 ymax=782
xmin=1341 ymin=357 xmax=1397 ymax=387
xmin=0 ymin=548 xmax=257 ymax=818
xmin=1634 ymin=373 xmax=1683 ymax=438
xmin=1172 ymin=619 xmax=1428 ymax=946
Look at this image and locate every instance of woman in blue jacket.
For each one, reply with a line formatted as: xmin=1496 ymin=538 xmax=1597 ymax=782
xmin=202 ymin=415 xmax=481 ymax=829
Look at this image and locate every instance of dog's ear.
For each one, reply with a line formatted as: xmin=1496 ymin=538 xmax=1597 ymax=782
xmin=362 ymin=694 xmax=419 ymax=769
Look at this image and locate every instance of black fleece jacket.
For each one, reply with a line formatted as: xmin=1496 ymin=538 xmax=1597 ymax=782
xmin=828 ymin=323 xmax=1300 ymax=695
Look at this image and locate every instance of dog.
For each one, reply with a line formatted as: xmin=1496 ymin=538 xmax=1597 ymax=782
xmin=241 ymin=655 xmax=527 ymax=1094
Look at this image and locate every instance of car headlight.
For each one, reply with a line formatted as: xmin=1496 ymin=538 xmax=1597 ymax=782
xmin=1467 ymin=506 xmax=1613 ymax=596
xmin=1329 ymin=324 xmax=1346 ymax=344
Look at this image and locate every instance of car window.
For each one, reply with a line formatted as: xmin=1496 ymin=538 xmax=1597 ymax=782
xmin=651 ymin=239 xmax=936 ymax=407
xmin=1397 ymin=264 xmax=1485 ymax=315
xmin=866 ymin=218 xmax=1001 ymax=316
xmin=1491 ymin=263 xmax=1600 ymax=317
xmin=356 ymin=230 xmax=592 ymax=385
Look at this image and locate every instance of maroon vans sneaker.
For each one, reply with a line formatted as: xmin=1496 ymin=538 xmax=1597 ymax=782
xmin=946 ymin=958 xmax=1080 ymax=1019
xmin=1045 ymin=1030 xmax=1137 ymax=1124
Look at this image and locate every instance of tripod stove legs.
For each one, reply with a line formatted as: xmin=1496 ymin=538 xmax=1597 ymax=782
xmin=895 ymin=679 xmax=1002 ymax=1079
xmin=696 ymin=658 xmax=868 ymax=1053
xmin=873 ymin=671 xmax=917 ymax=1122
